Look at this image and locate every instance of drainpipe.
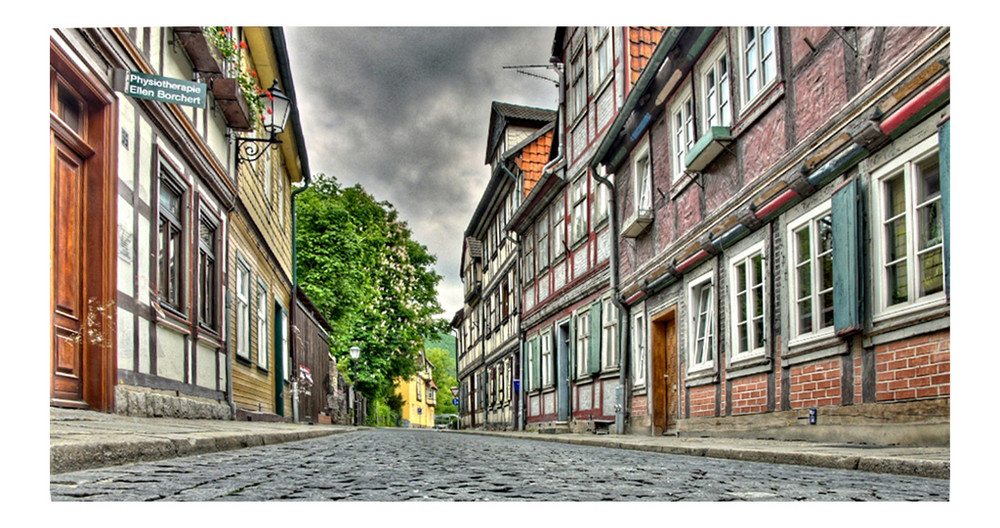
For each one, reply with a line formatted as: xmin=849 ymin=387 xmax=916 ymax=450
xmin=592 ymin=165 xmax=629 ymax=435
xmin=540 ymin=58 xmax=566 ymax=179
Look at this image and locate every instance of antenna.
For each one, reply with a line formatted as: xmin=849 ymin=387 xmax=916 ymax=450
xmin=502 ymin=64 xmax=558 ymax=85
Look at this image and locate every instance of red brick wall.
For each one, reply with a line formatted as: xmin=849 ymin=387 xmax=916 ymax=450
xmin=689 ymin=385 xmax=716 ymax=417
xmin=631 ymin=394 xmax=648 ymax=416
xmin=730 ymin=373 xmax=768 ymax=415
xmin=789 ymin=358 xmax=841 ymax=409
xmin=740 ymin=105 xmax=786 ymax=185
xmin=789 ymin=27 xmax=831 ymax=67
xmin=875 ymin=329 xmax=950 ymax=402
xmin=793 ymin=43 xmax=847 ymax=142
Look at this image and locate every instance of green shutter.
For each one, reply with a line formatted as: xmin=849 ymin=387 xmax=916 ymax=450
xmin=530 ymin=336 xmax=540 ymax=390
xmin=568 ymin=318 xmax=576 ymax=381
xmin=939 ymin=119 xmax=950 ymax=300
xmin=589 ymin=302 xmax=602 ymax=374
xmin=832 ymin=178 xmax=862 ymax=334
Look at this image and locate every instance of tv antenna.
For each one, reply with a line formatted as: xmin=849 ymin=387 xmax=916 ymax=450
xmin=503 ymin=64 xmax=559 ymax=86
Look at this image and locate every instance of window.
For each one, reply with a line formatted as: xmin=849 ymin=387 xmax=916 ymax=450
xmin=235 ymin=259 xmax=250 ymax=361
xmin=575 ymin=311 xmax=590 ymax=377
xmin=670 ymin=84 xmax=695 ymax=181
xmin=740 ymin=26 xmax=777 ymax=105
xmin=571 ymin=173 xmax=588 ymax=243
xmin=501 ymin=276 xmax=510 ymax=320
xmin=498 ymin=362 xmax=505 ymax=404
xmin=552 ymin=197 xmax=566 ymax=261
xmin=688 ymin=272 xmax=715 ymax=372
xmin=788 ymin=201 xmax=834 ymax=341
xmin=594 ymin=27 xmax=613 ymax=87
xmin=700 ymin=43 xmax=731 ymax=128
xmin=256 ymin=281 xmax=268 ymax=369
xmin=197 ymin=213 xmax=218 ymax=330
xmin=278 ymin=304 xmax=290 ymax=381
xmin=601 ymin=296 xmax=618 ymax=369
xmin=569 ymin=44 xmax=586 ymax=120
xmin=633 ymin=139 xmax=652 ymax=215
xmin=527 ymin=338 xmax=537 ymax=392
xmin=417 ymin=377 xmax=423 ymax=402
xmin=158 ymin=172 xmax=185 ymax=311
xmin=594 ymin=169 xmax=612 ymax=226
xmin=872 ymin=135 xmax=945 ymax=316
xmin=540 ymin=330 xmax=552 ymax=387
xmin=632 ymin=310 xmax=647 ymax=387
xmin=523 ymin=229 xmax=535 ymax=283
xmin=729 ymin=243 xmax=767 ymax=359
xmin=537 ymin=212 xmax=550 ymax=271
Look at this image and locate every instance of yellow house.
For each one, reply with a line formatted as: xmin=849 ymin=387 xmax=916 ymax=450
xmin=396 ymin=351 xmax=436 ymax=428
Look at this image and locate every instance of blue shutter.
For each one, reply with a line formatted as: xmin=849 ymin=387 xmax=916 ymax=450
xmin=568 ymin=317 xmax=576 ymax=381
xmin=938 ymin=119 xmax=950 ymax=300
xmin=832 ymin=178 xmax=862 ymax=334
xmin=589 ymin=302 xmax=602 ymax=375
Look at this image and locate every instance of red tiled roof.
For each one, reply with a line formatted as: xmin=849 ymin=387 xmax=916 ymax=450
xmin=629 ymin=27 xmax=666 ymax=86
xmin=516 ymin=130 xmax=554 ymax=198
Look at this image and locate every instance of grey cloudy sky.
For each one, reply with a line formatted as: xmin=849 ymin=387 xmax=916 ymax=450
xmin=284 ymin=27 xmax=559 ymax=321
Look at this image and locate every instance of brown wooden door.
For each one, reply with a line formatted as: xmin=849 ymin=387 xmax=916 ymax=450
xmin=51 ymin=133 xmax=88 ymax=405
xmin=50 ymin=41 xmax=116 ymax=411
xmin=651 ymin=308 xmax=678 ymax=434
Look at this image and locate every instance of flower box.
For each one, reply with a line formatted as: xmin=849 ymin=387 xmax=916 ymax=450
xmin=684 ymin=126 xmax=733 ymax=173
xmin=211 ymin=77 xmax=253 ymax=131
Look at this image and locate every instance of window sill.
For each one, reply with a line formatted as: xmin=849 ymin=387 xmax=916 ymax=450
xmin=621 ymin=210 xmax=652 ymax=238
xmin=235 ymin=354 xmax=253 ymax=367
xmin=684 ymin=126 xmax=734 ymax=172
xmin=726 ymin=354 xmax=771 ymax=379
xmin=685 ymin=366 xmax=718 ymax=387
xmin=255 ymin=364 xmax=270 ymax=374
xmin=866 ymin=300 xmax=949 ymax=348
xmin=733 ymin=80 xmax=785 ymax=139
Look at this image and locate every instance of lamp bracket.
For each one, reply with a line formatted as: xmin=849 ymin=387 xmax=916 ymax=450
xmin=236 ymin=134 xmax=282 ymax=164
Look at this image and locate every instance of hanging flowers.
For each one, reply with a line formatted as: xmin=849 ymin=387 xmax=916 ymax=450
xmin=204 ymin=26 xmax=266 ymax=126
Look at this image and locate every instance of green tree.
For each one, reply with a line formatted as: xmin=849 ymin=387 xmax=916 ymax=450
xmin=296 ymin=173 xmax=448 ymax=401
xmin=426 ymin=336 xmax=458 ymax=415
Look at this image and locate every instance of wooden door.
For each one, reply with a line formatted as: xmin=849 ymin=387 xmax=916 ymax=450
xmin=50 ymin=41 xmax=116 ymax=411
xmin=651 ymin=307 xmax=678 ymax=434
xmin=51 ymin=133 xmax=88 ymax=405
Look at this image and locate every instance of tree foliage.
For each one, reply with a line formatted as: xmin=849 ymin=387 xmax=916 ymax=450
xmin=296 ymin=173 xmax=449 ymax=400
xmin=426 ymin=341 xmax=458 ymax=415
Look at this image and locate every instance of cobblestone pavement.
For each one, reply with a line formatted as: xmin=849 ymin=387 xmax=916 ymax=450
xmin=50 ymin=429 xmax=949 ymax=501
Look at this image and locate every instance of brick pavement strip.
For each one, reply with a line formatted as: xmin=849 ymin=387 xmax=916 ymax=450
xmin=50 ymin=429 xmax=949 ymax=501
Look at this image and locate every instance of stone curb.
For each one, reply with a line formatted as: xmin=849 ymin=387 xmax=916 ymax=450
xmin=452 ymin=430 xmax=949 ymax=480
xmin=51 ymin=428 xmax=350 ymax=475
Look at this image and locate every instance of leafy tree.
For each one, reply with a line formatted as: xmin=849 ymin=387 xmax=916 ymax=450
xmin=296 ymin=173 xmax=449 ymax=401
xmin=426 ymin=341 xmax=458 ymax=415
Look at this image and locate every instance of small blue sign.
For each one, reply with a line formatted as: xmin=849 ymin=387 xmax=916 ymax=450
xmin=417 ymin=407 xmax=422 ymax=415
xmin=452 ymin=398 xmax=459 ymax=406
xmin=513 ymin=379 xmax=520 ymax=392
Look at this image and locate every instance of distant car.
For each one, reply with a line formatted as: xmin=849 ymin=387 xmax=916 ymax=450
xmin=433 ymin=424 xmax=447 ymax=430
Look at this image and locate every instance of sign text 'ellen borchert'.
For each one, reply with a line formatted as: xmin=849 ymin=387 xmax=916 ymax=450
xmin=114 ymin=69 xmax=207 ymax=109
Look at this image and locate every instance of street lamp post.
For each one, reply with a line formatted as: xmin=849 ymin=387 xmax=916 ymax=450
xmin=349 ymin=346 xmax=361 ymax=426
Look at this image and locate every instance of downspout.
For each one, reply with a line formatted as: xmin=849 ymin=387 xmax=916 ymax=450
xmin=540 ymin=57 xmax=566 ymax=179
xmin=592 ymin=165 xmax=629 ymax=435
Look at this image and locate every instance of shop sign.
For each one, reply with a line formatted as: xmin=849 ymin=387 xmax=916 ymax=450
xmin=115 ymin=69 xmax=207 ymax=109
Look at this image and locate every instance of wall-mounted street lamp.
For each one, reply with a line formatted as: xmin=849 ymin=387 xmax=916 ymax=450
xmin=349 ymin=346 xmax=361 ymax=426
xmin=235 ymin=79 xmax=292 ymax=165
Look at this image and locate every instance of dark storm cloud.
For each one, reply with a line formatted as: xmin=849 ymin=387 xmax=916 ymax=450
xmin=285 ymin=27 xmax=558 ymax=318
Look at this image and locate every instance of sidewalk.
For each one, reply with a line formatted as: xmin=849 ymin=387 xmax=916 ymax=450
xmin=50 ymin=408 xmax=949 ymax=480
xmin=451 ymin=429 xmax=950 ymax=480
xmin=50 ymin=407 xmax=357 ymax=474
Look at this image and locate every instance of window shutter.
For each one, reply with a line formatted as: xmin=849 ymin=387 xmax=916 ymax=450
xmin=589 ymin=302 xmax=602 ymax=374
xmin=938 ymin=119 xmax=950 ymax=300
xmin=832 ymin=177 xmax=862 ymax=334
xmin=530 ymin=336 xmax=540 ymax=390
xmin=568 ymin=318 xmax=576 ymax=381
xmin=273 ymin=304 xmax=285 ymax=416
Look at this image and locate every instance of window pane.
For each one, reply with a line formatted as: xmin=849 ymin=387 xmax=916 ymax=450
xmin=795 ymin=227 xmax=811 ymax=264
xmin=159 ymin=184 xmax=180 ymax=218
xmin=886 ymin=217 xmax=907 ymax=263
xmin=797 ymin=263 xmax=812 ymax=299
xmin=920 ymin=250 xmax=944 ymax=296
xmin=821 ymin=291 xmax=834 ymax=329
xmin=818 ymin=215 xmax=833 ymax=253
xmin=57 ymin=82 xmax=84 ymax=134
xmin=798 ymin=299 xmax=813 ymax=334
xmin=888 ymin=261 xmax=908 ymax=305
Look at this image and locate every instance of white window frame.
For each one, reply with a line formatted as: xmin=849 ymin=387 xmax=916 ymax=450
xmin=569 ymin=43 xmax=586 ymax=121
xmin=871 ymin=134 xmax=946 ymax=320
xmin=787 ymin=200 xmax=836 ymax=345
xmin=526 ymin=340 xmax=536 ymax=392
xmin=571 ymin=172 xmax=588 ymax=244
xmin=235 ymin=259 xmax=250 ymax=361
xmin=632 ymin=136 xmax=652 ymax=216
xmin=537 ymin=211 xmax=550 ymax=271
xmin=256 ymin=280 xmax=268 ymax=369
xmin=594 ymin=168 xmax=612 ymax=227
xmin=687 ymin=270 xmax=716 ymax=373
xmin=699 ymin=40 xmax=732 ymax=129
xmin=631 ymin=308 xmax=647 ymax=388
xmin=728 ymin=242 xmax=767 ymax=361
xmin=593 ymin=26 xmax=613 ymax=89
xmin=540 ymin=329 xmax=552 ymax=388
xmin=575 ymin=310 xmax=590 ymax=377
xmin=601 ymin=295 xmax=618 ymax=369
xmin=552 ymin=196 xmax=566 ymax=261
xmin=669 ymin=83 xmax=695 ymax=182
xmin=738 ymin=26 xmax=778 ymax=107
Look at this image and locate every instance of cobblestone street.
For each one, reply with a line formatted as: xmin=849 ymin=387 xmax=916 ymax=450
xmin=50 ymin=429 xmax=949 ymax=501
